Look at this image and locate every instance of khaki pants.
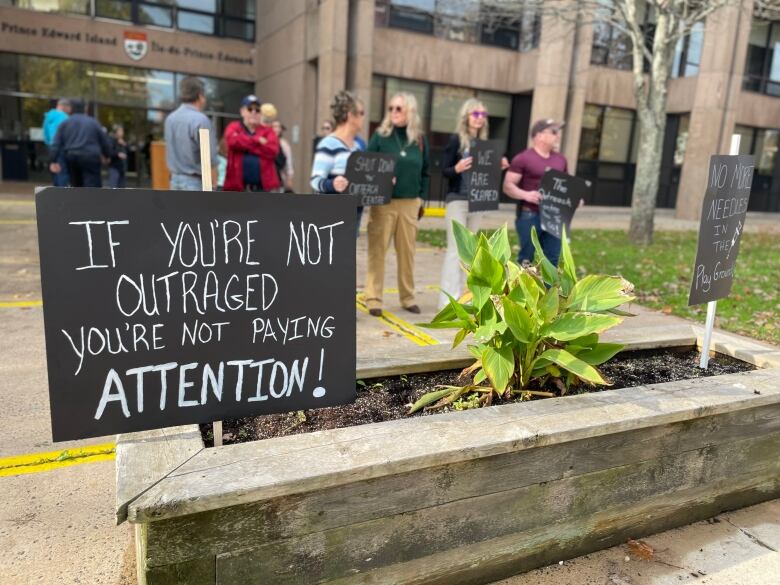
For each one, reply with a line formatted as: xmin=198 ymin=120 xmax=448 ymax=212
xmin=365 ymin=198 xmax=421 ymax=310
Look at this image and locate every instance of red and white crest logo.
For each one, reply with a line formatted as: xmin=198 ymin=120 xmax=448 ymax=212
xmin=123 ymin=31 xmax=148 ymax=61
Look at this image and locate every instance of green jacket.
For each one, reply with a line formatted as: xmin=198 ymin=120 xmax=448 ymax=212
xmin=367 ymin=126 xmax=430 ymax=200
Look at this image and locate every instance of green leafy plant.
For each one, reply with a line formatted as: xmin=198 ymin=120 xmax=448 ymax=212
xmin=410 ymin=223 xmax=635 ymax=414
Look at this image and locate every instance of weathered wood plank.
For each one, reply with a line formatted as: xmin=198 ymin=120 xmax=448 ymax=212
xmin=143 ymin=557 xmax=215 ymax=585
xmin=116 ymin=424 xmax=203 ymax=524
xmin=692 ymin=325 xmax=780 ymax=368
xmin=212 ymin=433 xmax=780 ymax=584
xmin=128 ymin=369 xmax=780 ymax=523
xmin=326 ymin=477 xmax=780 ymax=585
xmin=141 ymin=404 xmax=780 ymax=566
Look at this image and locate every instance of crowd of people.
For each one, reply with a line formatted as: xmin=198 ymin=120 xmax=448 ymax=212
xmin=46 ymin=74 xmax=570 ymax=318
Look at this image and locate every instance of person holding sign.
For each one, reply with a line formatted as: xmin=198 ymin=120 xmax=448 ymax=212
xmin=503 ymin=118 xmax=567 ymax=266
xmin=365 ymin=92 xmax=430 ymax=317
xmin=310 ymin=91 xmax=365 ymax=236
xmin=438 ymin=98 xmax=509 ymax=309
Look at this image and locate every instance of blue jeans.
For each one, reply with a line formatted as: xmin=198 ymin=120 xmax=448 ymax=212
xmin=170 ymin=173 xmax=203 ymax=191
xmin=108 ymin=166 xmax=126 ymax=188
xmin=516 ymin=210 xmax=561 ymax=267
xmin=51 ymin=152 xmax=69 ymax=186
xmin=65 ymin=153 xmax=102 ymax=188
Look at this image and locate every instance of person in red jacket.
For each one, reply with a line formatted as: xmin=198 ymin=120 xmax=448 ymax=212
xmin=223 ymin=95 xmax=280 ymax=192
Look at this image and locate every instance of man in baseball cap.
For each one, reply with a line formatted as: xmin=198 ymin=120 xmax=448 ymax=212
xmin=241 ymin=94 xmax=261 ymax=108
xmin=503 ymin=118 xmax=568 ymax=266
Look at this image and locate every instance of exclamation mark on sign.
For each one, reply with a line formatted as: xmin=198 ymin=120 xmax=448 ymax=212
xmin=313 ymin=348 xmax=326 ymax=398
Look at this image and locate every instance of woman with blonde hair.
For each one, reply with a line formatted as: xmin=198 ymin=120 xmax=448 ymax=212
xmin=437 ymin=98 xmax=508 ymax=309
xmin=364 ymin=92 xmax=430 ymax=317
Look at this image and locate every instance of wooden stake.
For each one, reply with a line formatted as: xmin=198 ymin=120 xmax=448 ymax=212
xmin=198 ymin=128 xmax=222 ymax=446
xmin=699 ymin=133 xmax=741 ymax=369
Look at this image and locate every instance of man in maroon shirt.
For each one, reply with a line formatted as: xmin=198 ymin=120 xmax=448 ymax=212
xmin=503 ymin=118 xmax=567 ymax=266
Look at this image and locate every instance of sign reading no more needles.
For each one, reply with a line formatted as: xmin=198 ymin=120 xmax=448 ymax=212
xmin=539 ymin=170 xmax=590 ymax=239
xmin=344 ymin=152 xmax=396 ymax=206
xmin=36 ymin=189 xmax=357 ymax=442
xmin=688 ymin=155 xmax=754 ymax=306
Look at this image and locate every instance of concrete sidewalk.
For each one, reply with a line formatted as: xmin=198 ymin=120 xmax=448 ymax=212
xmin=0 ymin=185 xmax=777 ymax=584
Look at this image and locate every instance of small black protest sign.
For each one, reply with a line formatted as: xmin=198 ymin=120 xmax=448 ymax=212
xmin=344 ymin=152 xmax=396 ymax=206
xmin=539 ymin=170 xmax=590 ymax=239
xmin=467 ymin=140 xmax=503 ymax=212
xmin=688 ymin=155 xmax=754 ymax=306
xmin=36 ymin=188 xmax=357 ymax=442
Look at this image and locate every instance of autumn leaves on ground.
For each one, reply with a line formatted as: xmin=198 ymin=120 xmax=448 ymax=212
xmin=417 ymin=229 xmax=780 ymax=346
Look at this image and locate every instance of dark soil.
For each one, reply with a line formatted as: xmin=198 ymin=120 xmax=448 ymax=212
xmin=201 ymin=348 xmax=754 ymax=447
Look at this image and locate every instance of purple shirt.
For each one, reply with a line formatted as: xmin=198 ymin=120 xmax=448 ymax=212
xmin=509 ymin=148 xmax=568 ymax=213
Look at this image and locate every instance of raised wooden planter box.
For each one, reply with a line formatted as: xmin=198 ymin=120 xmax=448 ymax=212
xmin=117 ymin=324 xmax=780 ymax=585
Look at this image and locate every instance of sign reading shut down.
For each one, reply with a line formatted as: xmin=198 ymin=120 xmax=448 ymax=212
xmin=37 ymin=189 xmax=356 ymax=441
xmin=688 ymin=155 xmax=754 ymax=306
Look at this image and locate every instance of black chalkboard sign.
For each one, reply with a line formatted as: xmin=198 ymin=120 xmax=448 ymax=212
xmin=36 ymin=188 xmax=357 ymax=442
xmin=467 ymin=140 xmax=503 ymax=212
xmin=688 ymin=155 xmax=754 ymax=306
xmin=344 ymin=152 xmax=396 ymax=206
xmin=539 ymin=170 xmax=590 ymax=239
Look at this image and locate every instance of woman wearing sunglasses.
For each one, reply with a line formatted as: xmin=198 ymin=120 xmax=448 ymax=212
xmin=364 ymin=92 xmax=430 ymax=317
xmin=310 ymin=90 xmax=366 ymax=236
xmin=437 ymin=99 xmax=509 ymax=309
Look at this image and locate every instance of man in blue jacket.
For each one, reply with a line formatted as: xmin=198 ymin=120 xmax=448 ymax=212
xmin=49 ymin=101 xmax=111 ymax=187
xmin=43 ymin=98 xmax=71 ymax=186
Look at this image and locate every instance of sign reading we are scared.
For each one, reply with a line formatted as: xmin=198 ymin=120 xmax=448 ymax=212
xmin=37 ymin=189 xmax=356 ymax=442
xmin=688 ymin=155 xmax=754 ymax=306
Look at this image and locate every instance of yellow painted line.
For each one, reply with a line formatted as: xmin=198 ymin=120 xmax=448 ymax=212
xmin=383 ymin=285 xmax=440 ymax=294
xmin=0 ymin=200 xmax=35 ymax=205
xmin=423 ymin=207 xmax=446 ymax=218
xmin=0 ymin=443 xmax=115 ymax=477
xmin=0 ymin=300 xmax=42 ymax=308
xmin=356 ymin=293 xmax=439 ymax=347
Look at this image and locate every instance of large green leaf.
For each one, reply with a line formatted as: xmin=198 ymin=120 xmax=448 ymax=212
xmin=558 ymin=226 xmax=577 ymax=296
xmin=452 ymin=328 xmax=468 ymax=348
xmin=452 ymin=220 xmax=477 ymax=268
xmin=566 ymin=275 xmax=636 ymax=312
xmin=409 ymin=387 xmax=457 ymax=414
xmin=539 ymin=286 xmax=560 ymax=323
xmin=474 ymin=321 xmax=508 ymax=343
xmin=502 ymin=297 xmax=534 ymax=343
xmin=530 ymin=226 xmax=559 ymax=286
xmin=541 ymin=313 xmax=622 ymax=341
xmin=467 ymin=246 xmax=505 ymax=310
xmin=481 ymin=345 xmax=515 ymax=392
xmin=579 ymin=343 xmax=623 ymax=365
xmin=536 ymin=348 xmax=606 ymax=385
xmin=488 ymin=226 xmax=512 ymax=264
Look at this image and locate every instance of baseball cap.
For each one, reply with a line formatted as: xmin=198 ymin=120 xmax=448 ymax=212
xmin=531 ymin=118 xmax=565 ymax=137
xmin=241 ymin=94 xmax=261 ymax=108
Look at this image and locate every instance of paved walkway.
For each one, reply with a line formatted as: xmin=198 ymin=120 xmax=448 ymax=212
xmin=0 ymin=182 xmax=777 ymax=584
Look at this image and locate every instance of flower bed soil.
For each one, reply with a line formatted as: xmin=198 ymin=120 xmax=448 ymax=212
xmin=201 ymin=348 xmax=753 ymax=446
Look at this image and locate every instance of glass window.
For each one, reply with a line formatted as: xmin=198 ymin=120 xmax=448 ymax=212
xmin=92 ymin=65 xmax=176 ymax=109
xmin=14 ymin=0 xmax=89 ymax=14
xmin=177 ymin=10 xmax=215 ymax=34
xmin=600 ymin=107 xmax=634 ymax=163
xmin=672 ymin=22 xmax=704 ymax=77
xmin=176 ymin=0 xmax=215 ymax=11
xmin=180 ymin=74 xmax=253 ymax=115
xmin=755 ymin=129 xmax=779 ymax=174
xmin=370 ymin=76 xmax=386 ymax=124
xmin=435 ymin=0 xmax=480 ymax=44
xmin=139 ymin=3 xmax=174 ymax=27
xmin=579 ymin=104 xmax=603 ymax=160
xmin=734 ymin=125 xmax=755 ymax=156
xmin=744 ymin=19 xmax=777 ymax=94
xmin=222 ymin=0 xmax=254 ymax=19
xmin=18 ymin=55 xmax=93 ymax=99
xmin=673 ymin=115 xmax=690 ymax=166
xmin=388 ymin=0 xmax=434 ymax=34
xmin=431 ymin=85 xmax=474 ymax=133
xmin=95 ymin=0 xmax=132 ymax=21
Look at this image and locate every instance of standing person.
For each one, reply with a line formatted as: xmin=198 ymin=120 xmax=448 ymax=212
xmin=364 ymin=92 xmax=430 ymax=317
xmin=503 ymin=118 xmax=567 ymax=266
xmin=272 ymin=120 xmax=294 ymax=192
xmin=163 ymin=76 xmax=217 ymax=190
xmin=438 ymin=98 xmax=509 ymax=309
xmin=309 ymin=90 xmax=364 ymax=236
xmin=49 ymin=101 xmax=111 ymax=188
xmin=43 ymin=98 xmax=71 ymax=186
xmin=108 ymin=125 xmax=128 ymax=188
xmin=222 ymin=95 xmax=280 ymax=192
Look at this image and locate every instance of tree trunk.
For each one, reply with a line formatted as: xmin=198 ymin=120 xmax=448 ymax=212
xmin=628 ymin=105 xmax=666 ymax=245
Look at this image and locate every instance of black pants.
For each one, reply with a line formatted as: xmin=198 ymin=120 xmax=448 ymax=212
xmin=65 ymin=153 xmax=102 ymax=187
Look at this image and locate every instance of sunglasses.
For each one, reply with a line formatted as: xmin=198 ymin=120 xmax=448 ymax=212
xmin=388 ymin=105 xmax=404 ymax=113
xmin=470 ymin=110 xmax=488 ymax=119
xmin=246 ymin=106 xmax=260 ymax=113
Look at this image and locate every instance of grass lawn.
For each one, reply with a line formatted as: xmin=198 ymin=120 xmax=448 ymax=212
xmin=417 ymin=228 xmax=780 ymax=346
